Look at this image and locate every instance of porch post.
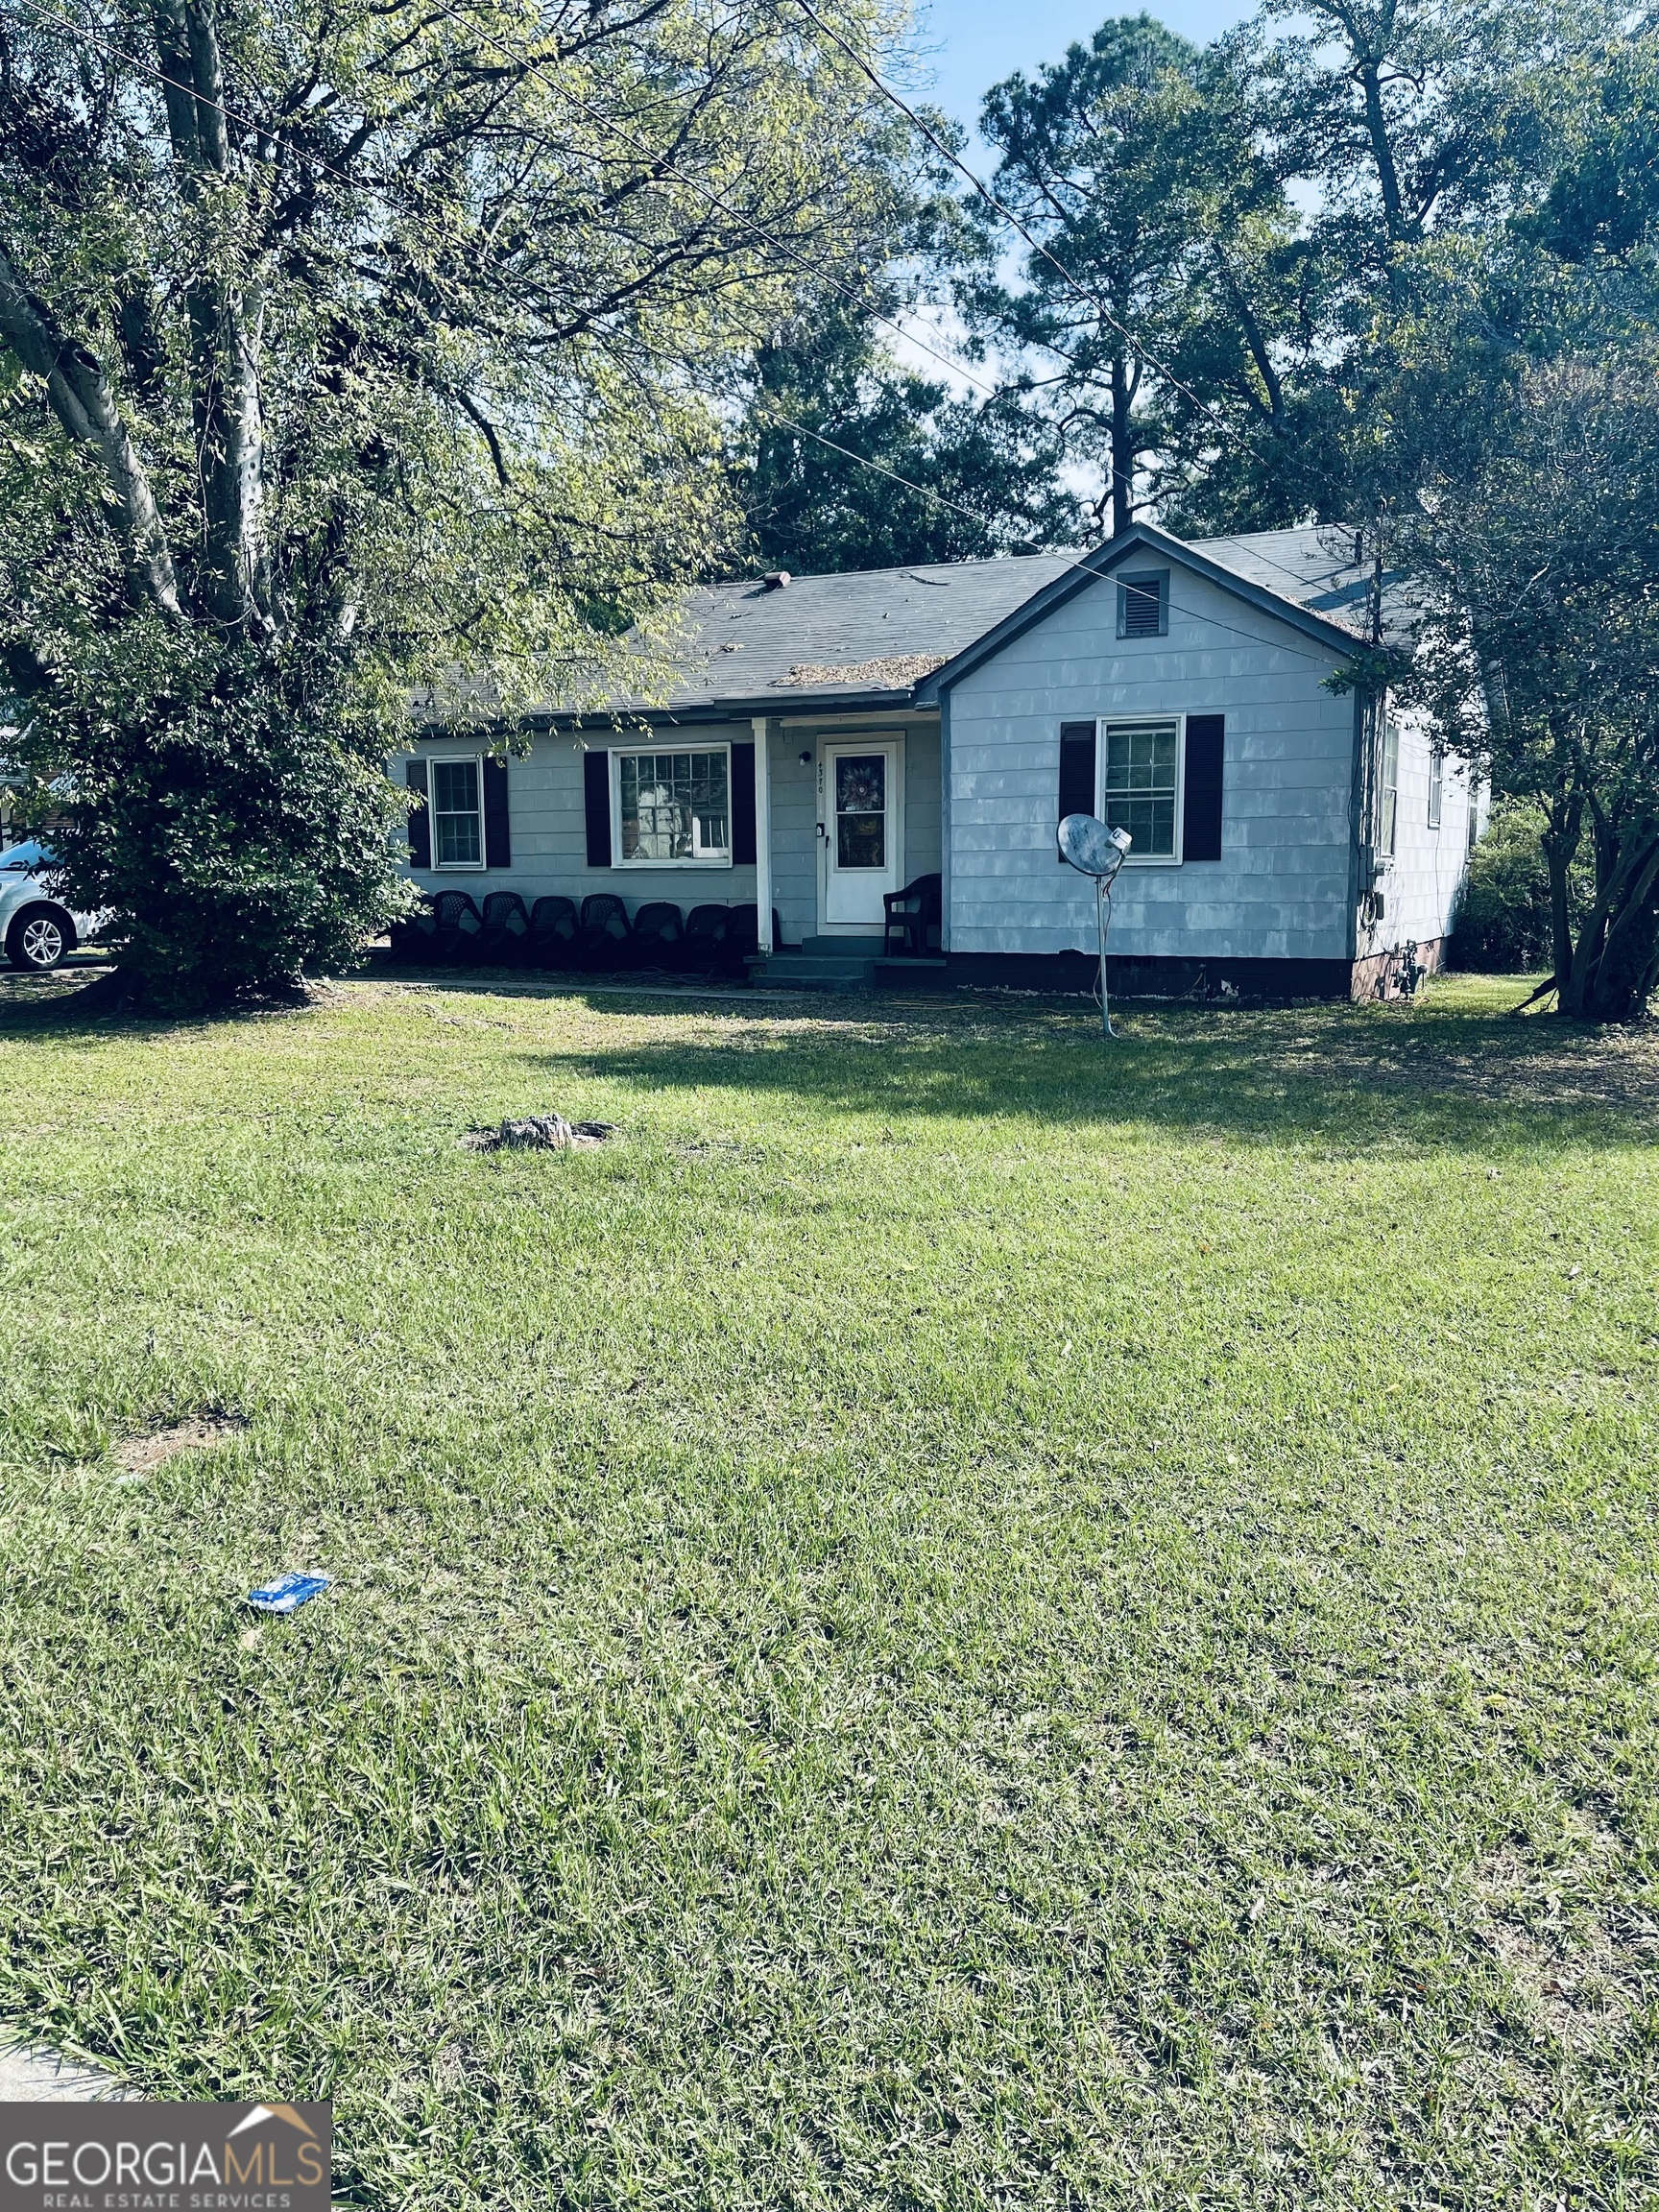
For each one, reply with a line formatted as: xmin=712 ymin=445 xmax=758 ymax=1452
xmin=751 ymin=713 xmax=774 ymax=953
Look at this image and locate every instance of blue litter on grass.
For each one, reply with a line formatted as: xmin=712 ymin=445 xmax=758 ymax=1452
xmin=248 ymin=1572 xmax=331 ymax=1615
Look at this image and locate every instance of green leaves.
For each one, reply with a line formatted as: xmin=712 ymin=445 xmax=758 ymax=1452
xmin=0 ymin=0 xmax=923 ymax=993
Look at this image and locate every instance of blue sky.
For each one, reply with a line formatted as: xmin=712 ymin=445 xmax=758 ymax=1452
xmin=912 ymin=0 xmax=1255 ymax=141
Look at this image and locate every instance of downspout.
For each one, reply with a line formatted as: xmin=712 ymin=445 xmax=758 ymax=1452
xmin=938 ymin=685 xmax=952 ymax=953
xmin=1346 ymin=681 xmax=1370 ymax=967
xmin=751 ymin=714 xmax=774 ymax=955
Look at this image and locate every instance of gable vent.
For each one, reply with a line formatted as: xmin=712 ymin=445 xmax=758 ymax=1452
xmin=1118 ymin=574 xmax=1166 ymax=638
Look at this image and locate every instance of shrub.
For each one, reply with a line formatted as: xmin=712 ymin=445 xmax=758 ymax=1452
xmin=1449 ymin=801 xmax=1576 ymax=972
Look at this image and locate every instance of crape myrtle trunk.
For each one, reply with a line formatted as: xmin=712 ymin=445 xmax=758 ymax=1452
xmin=1546 ymin=805 xmax=1659 ymax=1022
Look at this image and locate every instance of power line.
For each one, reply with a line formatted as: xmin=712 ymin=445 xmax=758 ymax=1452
xmin=16 ymin=0 xmax=1364 ymax=664
xmin=753 ymin=397 xmax=1357 ymax=668
xmin=422 ymin=0 xmax=1008 ymax=405
xmin=418 ymin=0 xmax=1344 ymax=610
xmin=782 ymin=0 xmax=1343 ymax=609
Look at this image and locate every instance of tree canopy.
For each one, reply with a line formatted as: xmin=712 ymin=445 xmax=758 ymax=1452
xmin=0 ymin=0 xmax=916 ymax=999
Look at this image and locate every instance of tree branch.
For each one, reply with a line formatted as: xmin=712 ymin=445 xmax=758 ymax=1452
xmin=0 ymin=243 xmax=180 ymax=616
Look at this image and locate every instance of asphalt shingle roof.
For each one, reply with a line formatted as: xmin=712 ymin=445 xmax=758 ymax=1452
xmin=566 ymin=527 xmax=1408 ymax=720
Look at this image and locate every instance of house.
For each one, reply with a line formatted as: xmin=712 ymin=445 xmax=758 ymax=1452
xmin=397 ymin=520 xmax=1479 ymax=999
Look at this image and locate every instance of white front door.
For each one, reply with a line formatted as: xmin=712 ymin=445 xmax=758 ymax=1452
xmin=819 ymin=736 xmax=903 ymax=932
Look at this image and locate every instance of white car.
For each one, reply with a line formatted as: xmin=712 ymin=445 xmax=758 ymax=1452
xmin=0 ymin=841 xmax=100 ymax=972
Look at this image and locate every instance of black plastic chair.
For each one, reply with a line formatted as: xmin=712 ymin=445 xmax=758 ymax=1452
xmin=523 ymin=895 xmax=578 ymax=969
xmin=683 ymin=903 xmax=728 ymax=974
xmin=716 ymin=905 xmax=788 ymax=973
xmin=577 ymin=892 xmax=631 ymax=970
xmin=478 ymin=891 xmax=530 ymax=965
xmin=430 ymin=888 xmax=484 ymax=964
xmin=387 ymin=892 xmax=437 ymax=965
xmin=882 ymin=873 xmax=943 ymax=958
xmin=629 ymin=902 xmax=684 ymax=969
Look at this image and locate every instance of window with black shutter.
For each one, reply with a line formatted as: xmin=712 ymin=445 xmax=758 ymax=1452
xmin=482 ymin=756 xmax=511 ymax=867
xmin=1182 ymin=715 xmax=1224 ymax=863
xmin=405 ymin=757 xmax=430 ymax=869
xmin=1057 ymin=721 xmax=1096 ymax=863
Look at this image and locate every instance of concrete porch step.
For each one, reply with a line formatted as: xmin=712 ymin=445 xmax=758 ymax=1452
xmin=748 ymin=945 xmax=951 ymax=995
xmin=754 ymin=951 xmax=878 ymax=992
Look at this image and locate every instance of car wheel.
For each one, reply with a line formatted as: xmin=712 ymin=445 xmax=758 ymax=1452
xmin=7 ymin=903 xmax=74 ymax=973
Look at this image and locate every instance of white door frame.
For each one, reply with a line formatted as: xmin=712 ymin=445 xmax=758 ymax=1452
xmin=817 ymin=733 xmax=904 ymax=936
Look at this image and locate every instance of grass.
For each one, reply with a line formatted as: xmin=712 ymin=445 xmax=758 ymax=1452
xmin=0 ymin=971 xmax=1656 ymax=2209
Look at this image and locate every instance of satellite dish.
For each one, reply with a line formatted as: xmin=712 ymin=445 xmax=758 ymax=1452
xmin=1056 ymin=813 xmax=1133 ymax=1039
xmin=1059 ymin=813 xmax=1133 ymax=878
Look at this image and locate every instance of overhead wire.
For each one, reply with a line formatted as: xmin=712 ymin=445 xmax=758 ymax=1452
xmin=13 ymin=0 xmax=1370 ymax=667
xmin=409 ymin=0 xmax=1367 ymax=638
xmin=783 ymin=0 xmax=1363 ymax=611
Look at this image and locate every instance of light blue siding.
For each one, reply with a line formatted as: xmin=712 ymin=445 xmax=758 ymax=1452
xmin=1365 ymin=703 xmax=1475 ymax=957
xmin=402 ymin=724 xmax=758 ymax=914
xmin=945 ymin=566 xmax=1360 ymax=960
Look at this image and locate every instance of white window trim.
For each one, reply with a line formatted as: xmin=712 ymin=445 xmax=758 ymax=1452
xmin=610 ymin=741 xmax=734 ymax=869
xmin=1379 ymin=716 xmax=1400 ymax=858
xmin=1094 ymin=712 xmax=1185 ymax=865
xmin=1428 ymin=745 xmax=1444 ymax=831
xmin=428 ymin=751 xmax=486 ymax=872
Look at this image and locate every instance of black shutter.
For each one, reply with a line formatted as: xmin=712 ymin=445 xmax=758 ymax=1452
xmin=1183 ymin=714 xmax=1225 ymax=862
xmin=482 ymin=755 xmax=511 ymax=868
xmin=584 ymin=749 xmax=612 ymax=866
xmin=405 ymin=757 xmax=430 ymax=869
xmin=1057 ymin=721 xmax=1096 ymax=862
xmin=731 ymin=741 xmax=757 ymax=864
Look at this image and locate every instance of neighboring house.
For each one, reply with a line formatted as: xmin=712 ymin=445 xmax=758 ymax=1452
xmin=397 ymin=520 xmax=1481 ymax=998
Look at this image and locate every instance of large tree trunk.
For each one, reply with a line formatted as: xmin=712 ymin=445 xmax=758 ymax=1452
xmin=1110 ymin=353 xmax=1134 ymax=535
xmin=154 ymin=0 xmax=270 ymax=637
xmin=0 ymin=248 xmax=180 ymax=617
xmin=1578 ymin=825 xmax=1659 ymax=1019
xmin=1540 ymin=792 xmax=1581 ymax=998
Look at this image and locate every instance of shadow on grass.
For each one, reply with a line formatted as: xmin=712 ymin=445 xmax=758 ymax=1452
xmin=513 ymin=983 xmax=1659 ymax=1155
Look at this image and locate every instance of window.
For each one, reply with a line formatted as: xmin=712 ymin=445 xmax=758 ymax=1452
xmin=833 ymin=753 xmax=887 ymax=868
xmin=1117 ymin=573 xmax=1167 ymax=638
xmin=1379 ymin=717 xmax=1399 ymax=858
xmin=1102 ymin=719 xmax=1179 ymax=858
xmin=614 ymin=746 xmax=731 ymax=865
xmin=1428 ymin=745 xmax=1443 ymax=830
xmin=430 ymin=757 xmax=484 ymax=868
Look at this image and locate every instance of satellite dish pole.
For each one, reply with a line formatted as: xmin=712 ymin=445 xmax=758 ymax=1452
xmin=1058 ymin=813 xmax=1133 ymax=1038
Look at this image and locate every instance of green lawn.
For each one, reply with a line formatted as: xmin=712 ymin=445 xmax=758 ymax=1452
xmin=1 ymin=973 xmax=1656 ymax=2209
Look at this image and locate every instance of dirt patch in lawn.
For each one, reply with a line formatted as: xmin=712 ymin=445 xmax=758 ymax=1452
xmin=113 ymin=1415 xmax=249 ymax=1480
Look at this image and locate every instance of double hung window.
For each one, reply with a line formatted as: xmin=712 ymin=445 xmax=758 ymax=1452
xmin=430 ymin=757 xmax=484 ymax=868
xmin=1380 ymin=718 xmax=1400 ymax=857
xmin=614 ymin=748 xmax=731 ymax=865
xmin=1102 ymin=719 xmax=1180 ymax=858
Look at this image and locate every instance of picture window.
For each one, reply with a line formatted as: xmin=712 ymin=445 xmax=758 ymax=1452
xmin=614 ymin=747 xmax=731 ymax=865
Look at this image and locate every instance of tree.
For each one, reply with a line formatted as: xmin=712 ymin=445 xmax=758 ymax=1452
xmin=1405 ymin=351 xmax=1659 ymax=1019
xmin=734 ymin=297 xmax=1081 ymax=572
xmin=963 ymin=16 xmax=1321 ymax=535
xmin=0 ymin=0 xmax=915 ymax=1005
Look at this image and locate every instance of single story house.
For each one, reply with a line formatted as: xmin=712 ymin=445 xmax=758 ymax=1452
xmin=397 ymin=520 xmax=1479 ymax=998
